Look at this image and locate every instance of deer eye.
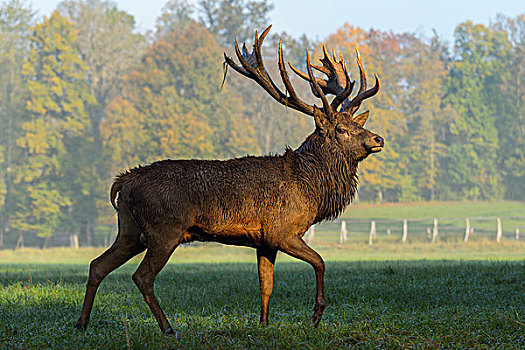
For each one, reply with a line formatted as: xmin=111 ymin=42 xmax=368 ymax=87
xmin=336 ymin=126 xmax=347 ymax=135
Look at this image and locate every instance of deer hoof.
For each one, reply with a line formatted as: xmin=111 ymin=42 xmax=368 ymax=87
xmin=163 ymin=326 xmax=174 ymax=335
xmin=74 ymin=321 xmax=87 ymax=331
xmin=312 ymin=302 xmax=325 ymax=327
xmin=312 ymin=313 xmax=322 ymax=328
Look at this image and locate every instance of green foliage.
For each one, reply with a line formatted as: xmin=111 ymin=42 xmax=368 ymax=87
xmin=493 ymin=14 xmax=525 ymax=200
xmin=15 ymin=11 xmax=93 ymax=238
xmin=196 ymin=0 xmax=274 ymax=47
xmin=442 ymin=21 xmax=512 ymax=200
xmin=0 ymin=0 xmax=523 ymax=246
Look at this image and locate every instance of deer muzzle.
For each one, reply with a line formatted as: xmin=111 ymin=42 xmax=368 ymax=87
xmin=366 ymin=134 xmax=384 ymax=153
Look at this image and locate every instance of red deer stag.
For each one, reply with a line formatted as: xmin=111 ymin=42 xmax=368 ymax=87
xmin=75 ymin=25 xmax=383 ymax=334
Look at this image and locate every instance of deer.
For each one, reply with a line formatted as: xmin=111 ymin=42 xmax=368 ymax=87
xmin=75 ymin=25 xmax=383 ymax=334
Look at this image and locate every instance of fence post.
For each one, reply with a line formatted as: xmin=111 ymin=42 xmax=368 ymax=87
xmin=368 ymin=220 xmax=376 ymax=245
xmin=515 ymin=227 xmax=519 ymax=241
xmin=464 ymin=218 xmax=470 ymax=242
xmin=431 ymin=218 xmax=438 ymax=243
xmin=339 ymin=220 xmax=347 ymax=245
xmin=402 ymin=219 xmax=408 ymax=243
xmin=496 ymin=217 xmax=502 ymax=243
xmin=307 ymin=225 xmax=315 ymax=245
xmin=109 ymin=225 xmax=116 ymax=245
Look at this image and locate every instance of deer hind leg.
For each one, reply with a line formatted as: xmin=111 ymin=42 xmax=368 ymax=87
xmin=279 ymin=236 xmax=326 ymax=327
xmin=75 ymin=204 xmax=146 ymax=331
xmin=132 ymin=228 xmax=181 ymax=335
xmin=257 ymin=247 xmax=277 ymax=326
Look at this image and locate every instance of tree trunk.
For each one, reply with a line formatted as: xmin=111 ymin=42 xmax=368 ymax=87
xmin=15 ymin=232 xmax=24 ymax=250
xmin=70 ymin=229 xmax=79 ymax=249
xmin=86 ymin=219 xmax=93 ymax=246
xmin=1 ymin=105 xmax=14 ymax=248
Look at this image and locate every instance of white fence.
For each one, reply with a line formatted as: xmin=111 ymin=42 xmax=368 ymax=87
xmin=306 ymin=216 xmax=525 ymax=245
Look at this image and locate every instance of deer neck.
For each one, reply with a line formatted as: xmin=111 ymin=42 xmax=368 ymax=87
xmin=291 ymin=135 xmax=359 ymax=223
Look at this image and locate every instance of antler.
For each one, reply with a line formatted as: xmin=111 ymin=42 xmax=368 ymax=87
xmin=346 ymin=49 xmax=381 ymax=115
xmin=289 ymin=45 xmax=354 ymax=111
xmin=224 ymin=25 xmax=336 ymax=118
xmin=289 ymin=47 xmax=380 ymax=115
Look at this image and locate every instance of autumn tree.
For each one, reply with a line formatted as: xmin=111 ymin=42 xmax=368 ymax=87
xmin=396 ymin=34 xmax=448 ymax=201
xmin=102 ymin=14 xmax=258 ymax=172
xmin=194 ymin=0 xmax=314 ymax=154
xmin=58 ymin=0 xmax=145 ymax=243
xmin=0 ymin=0 xmax=35 ymax=247
xmin=15 ymin=11 xmax=94 ymax=246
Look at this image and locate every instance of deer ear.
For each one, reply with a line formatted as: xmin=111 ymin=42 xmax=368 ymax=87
xmin=313 ymin=105 xmax=330 ymax=130
xmin=353 ymin=110 xmax=370 ymax=127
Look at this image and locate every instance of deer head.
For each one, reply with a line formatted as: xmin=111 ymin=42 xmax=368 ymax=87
xmin=224 ymin=25 xmax=384 ymax=161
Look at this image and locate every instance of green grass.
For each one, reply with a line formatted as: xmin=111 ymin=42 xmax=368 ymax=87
xmin=1 ymin=246 xmax=524 ymax=349
xmin=341 ymin=200 xmax=525 ymax=220
xmin=1 ymin=201 xmax=524 ymax=348
xmin=3 ymin=238 xmax=525 ymax=265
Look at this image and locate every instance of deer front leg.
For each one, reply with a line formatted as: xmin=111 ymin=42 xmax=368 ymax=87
xmin=257 ymin=247 xmax=277 ymax=326
xmin=279 ymin=236 xmax=326 ymax=327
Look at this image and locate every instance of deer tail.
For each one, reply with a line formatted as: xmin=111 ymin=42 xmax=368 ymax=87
xmin=110 ymin=177 xmax=123 ymax=211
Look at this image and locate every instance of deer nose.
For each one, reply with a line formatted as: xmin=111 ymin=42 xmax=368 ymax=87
xmin=373 ymin=135 xmax=384 ymax=146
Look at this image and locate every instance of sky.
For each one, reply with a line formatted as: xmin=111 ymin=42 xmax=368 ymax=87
xmin=33 ymin=0 xmax=524 ymax=44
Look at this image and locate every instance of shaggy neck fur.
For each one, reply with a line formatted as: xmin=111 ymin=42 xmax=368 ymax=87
xmin=291 ymin=132 xmax=360 ymax=223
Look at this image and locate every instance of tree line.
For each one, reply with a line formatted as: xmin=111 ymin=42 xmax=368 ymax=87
xmin=0 ymin=0 xmax=523 ymax=247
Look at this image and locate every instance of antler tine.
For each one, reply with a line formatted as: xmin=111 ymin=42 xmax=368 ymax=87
xmin=289 ymin=44 xmax=355 ymax=112
xmin=288 ymin=61 xmax=327 ymax=93
xmin=330 ymin=59 xmax=355 ymax=111
xmin=322 ymin=45 xmax=335 ymax=65
xmin=306 ymin=48 xmax=333 ymax=117
xmin=355 ymin=48 xmax=367 ymax=95
xmin=278 ymin=38 xmax=310 ymax=110
xmin=224 ymin=25 xmax=315 ymax=116
xmin=343 ymin=48 xmax=381 ymax=115
xmin=332 ymin=48 xmax=338 ymax=62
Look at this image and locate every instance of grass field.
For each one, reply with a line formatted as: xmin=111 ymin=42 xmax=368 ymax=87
xmin=340 ymin=200 xmax=525 ymax=220
xmin=1 ymin=244 xmax=524 ymax=349
xmin=1 ymin=201 xmax=524 ymax=349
